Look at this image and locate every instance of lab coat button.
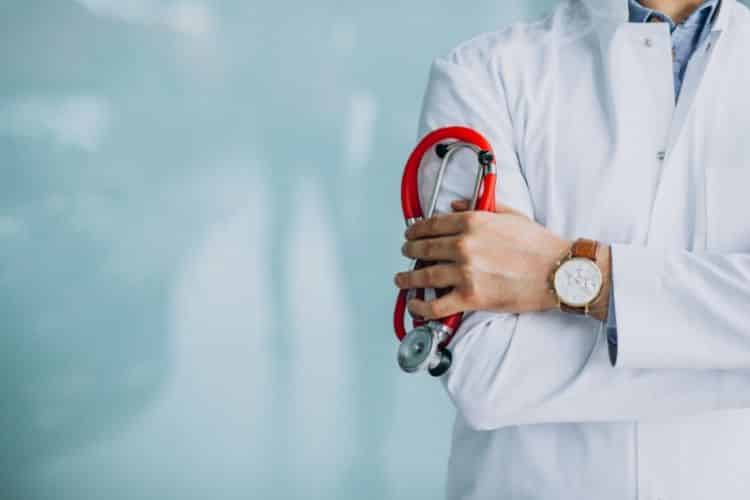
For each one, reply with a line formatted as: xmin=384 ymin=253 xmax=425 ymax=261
xmin=644 ymin=37 xmax=653 ymax=47
xmin=657 ymin=151 xmax=666 ymax=161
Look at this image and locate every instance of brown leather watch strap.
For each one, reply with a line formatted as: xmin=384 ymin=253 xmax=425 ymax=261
xmin=571 ymin=238 xmax=598 ymax=261
xmin=560 ymin=302 xmax=585 ymax=315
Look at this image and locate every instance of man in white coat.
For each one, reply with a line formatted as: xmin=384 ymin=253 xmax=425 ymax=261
xmin=393 ymin=0 xmax=750 ymax=498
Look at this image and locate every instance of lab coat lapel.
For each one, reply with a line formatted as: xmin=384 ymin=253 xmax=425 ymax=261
xmin=665 ymin=0 xmax=735 ymax=158
xmin=665 ymin=31 xmax=722 ymax=160
xmin=662 ymin=0 xmax=735 ymax=250
xmin=580 ymin=0 xmax=674 ymax=123
xmin=623 ymin=22 xmax=676 ymax=113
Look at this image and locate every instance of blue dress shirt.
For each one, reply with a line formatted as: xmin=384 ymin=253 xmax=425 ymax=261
xmin=607 ymin=0 xmax=721 ymax=365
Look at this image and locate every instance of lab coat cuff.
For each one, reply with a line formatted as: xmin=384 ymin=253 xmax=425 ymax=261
xmin=609 ymin=243 xmax=670 ymax=369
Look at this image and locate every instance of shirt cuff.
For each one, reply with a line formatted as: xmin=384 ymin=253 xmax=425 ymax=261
xmin=606 ymin=278 xmax=618 ymax=366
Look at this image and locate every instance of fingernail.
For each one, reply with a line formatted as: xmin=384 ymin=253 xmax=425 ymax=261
xmin=393 ymin=273 xmax=402 ymax=286
xmin=406 ymin=300 xmax=422 ymax=318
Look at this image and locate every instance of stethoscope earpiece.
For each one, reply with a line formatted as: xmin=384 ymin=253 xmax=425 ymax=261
xmin=435 ymin=143 xmax=451 ymax=159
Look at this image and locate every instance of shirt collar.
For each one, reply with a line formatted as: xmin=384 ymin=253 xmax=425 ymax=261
xmin=628 ymin=0 xmax=721 ymax=29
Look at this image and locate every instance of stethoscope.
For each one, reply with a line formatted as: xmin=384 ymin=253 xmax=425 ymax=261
xmin=394 ymin=126 xmax=497 ymax=376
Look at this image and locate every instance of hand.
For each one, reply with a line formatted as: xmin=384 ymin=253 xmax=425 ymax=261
xmin=394 ymin=200 xmax=608 ymax=320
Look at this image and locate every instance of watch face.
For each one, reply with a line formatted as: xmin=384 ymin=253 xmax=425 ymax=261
xmin=554 ymin=258 xmax=603 ymax=307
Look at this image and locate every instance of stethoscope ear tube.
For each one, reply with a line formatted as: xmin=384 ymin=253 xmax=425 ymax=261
xmin=394 ymin=126 xmax=497 ymax=376
xmin=400 ymin=126 xmax=495 ymax=219
xmin=393 ymin=289 xmax=409 ymax=342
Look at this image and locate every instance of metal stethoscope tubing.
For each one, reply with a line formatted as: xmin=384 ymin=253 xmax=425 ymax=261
xmin=394 ymin=126 xmax=497 ymax=376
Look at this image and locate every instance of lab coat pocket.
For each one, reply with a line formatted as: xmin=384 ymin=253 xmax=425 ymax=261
xmin=705 ymin=165 xmax=750 ymax=252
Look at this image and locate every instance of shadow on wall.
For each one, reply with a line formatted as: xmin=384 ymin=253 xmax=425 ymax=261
xmin=0 ymin=158 xmax=273 ymax=498
xmin=0 ymin=209 xmax=172 ymax=484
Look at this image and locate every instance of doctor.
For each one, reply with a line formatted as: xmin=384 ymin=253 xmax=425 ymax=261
xmin=393 ymin=0 xmax=750 ymax=498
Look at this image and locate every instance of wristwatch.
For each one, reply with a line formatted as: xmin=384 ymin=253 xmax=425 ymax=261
xmin=551 ymin=238 xmax=604 ymax=315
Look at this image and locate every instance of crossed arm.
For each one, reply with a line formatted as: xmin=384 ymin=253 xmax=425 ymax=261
xmin=395 ymin=197 xmax=612 ymax=322
xmin=394 ymin=50 xmax=750 ymax=431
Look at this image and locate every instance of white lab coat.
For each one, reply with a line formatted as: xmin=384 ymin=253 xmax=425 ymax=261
xmin=416 ymin=0 xmax=750 ymax=498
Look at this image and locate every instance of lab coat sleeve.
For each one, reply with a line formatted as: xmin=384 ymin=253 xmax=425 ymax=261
xmin=611 ymin=246 xmax=750 ymax=370
xmin=416 ymin=46 xmax=750 ymax=431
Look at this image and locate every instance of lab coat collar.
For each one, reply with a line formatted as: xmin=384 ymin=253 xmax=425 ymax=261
xmin=579 ymin=0 xmax=735 ymax=44
xmin=580 ymin=0 xmax=735 ymax=29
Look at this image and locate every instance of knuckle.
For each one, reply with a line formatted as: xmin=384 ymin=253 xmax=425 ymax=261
xmin=461 ymin=212 xmax=476 ymax=231
xmin=457 ymin=267 xmax=478 ymax=299
xmin=457 ymin=264 xmax=472 ymax=283
xmin=459 ymin=278 xmax=476 ymax=298
xmin=401 ymin=272 xmax=412 ymax=288
xmin=424 ymin=266 xmax=437 ymax=282
xmin=422 ymin=241 xmax=435 ymax=259
xmin=402 ymin=241 xmax=412 ymax=257
xmin=427 ymin=302 xmax=443 ymax=318
xmin=462 ymin=212 xmax=482 ymax=231
xmin=455 ymin=236 xmax=473 ymax=258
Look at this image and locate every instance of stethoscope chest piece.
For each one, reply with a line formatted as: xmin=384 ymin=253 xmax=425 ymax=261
xmin=397 ymin=324 xmax=454 ymax=377
xmin=397 ymin=326 xmax=436 ymax=373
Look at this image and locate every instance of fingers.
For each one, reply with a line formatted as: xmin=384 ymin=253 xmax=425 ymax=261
xmin=407 ymin=292 xmax=464 ymax=320
xmin=451 ymin=199 xmax=471 ymax=212
xmin=405 ymin=212 xmax=472 ymax=240
xmin=402 ymin=236 xmax=465 ymax=262
xmin=405 ymin=200 xmax=527 ymax=241
xmin=394 ymin=264 xmax=461 ymax=289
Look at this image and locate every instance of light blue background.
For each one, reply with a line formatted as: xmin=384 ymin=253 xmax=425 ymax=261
xmin=7 ymin=1 xmax=730 ymax=499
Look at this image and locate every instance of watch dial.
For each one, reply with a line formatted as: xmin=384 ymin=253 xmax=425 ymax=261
xmin=554 ymin=258 xmax=603 ymax=307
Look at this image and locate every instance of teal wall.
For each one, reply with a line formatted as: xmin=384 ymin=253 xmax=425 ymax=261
xmin=0 ymin=1 xmax=574 ymax=499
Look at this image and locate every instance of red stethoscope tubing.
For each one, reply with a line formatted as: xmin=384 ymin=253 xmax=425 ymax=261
xmin=394 ymin=126 xmax=497 ymax=344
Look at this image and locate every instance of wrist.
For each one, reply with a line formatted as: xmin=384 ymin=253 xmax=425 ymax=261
xmin=547 ymin=239 xmax=612 ymax=320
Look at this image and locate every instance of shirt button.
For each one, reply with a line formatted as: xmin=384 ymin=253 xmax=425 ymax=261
xmin=657 ymin=151 xmax=666 ymax=161
xmin=644 ymin=37 xmax=654 ymax=47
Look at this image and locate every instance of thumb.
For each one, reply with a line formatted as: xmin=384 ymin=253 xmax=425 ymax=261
xmin=450 ymin=199 xmax=471 ymax=212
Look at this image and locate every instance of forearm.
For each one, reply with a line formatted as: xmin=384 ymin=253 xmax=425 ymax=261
xmin=610 ymin=244 xmax=750 ymax=369
xmin=445 ymin=307 xmax=750 ymax=431
xmin=444 ymin=240 xmax=750 ymax=430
